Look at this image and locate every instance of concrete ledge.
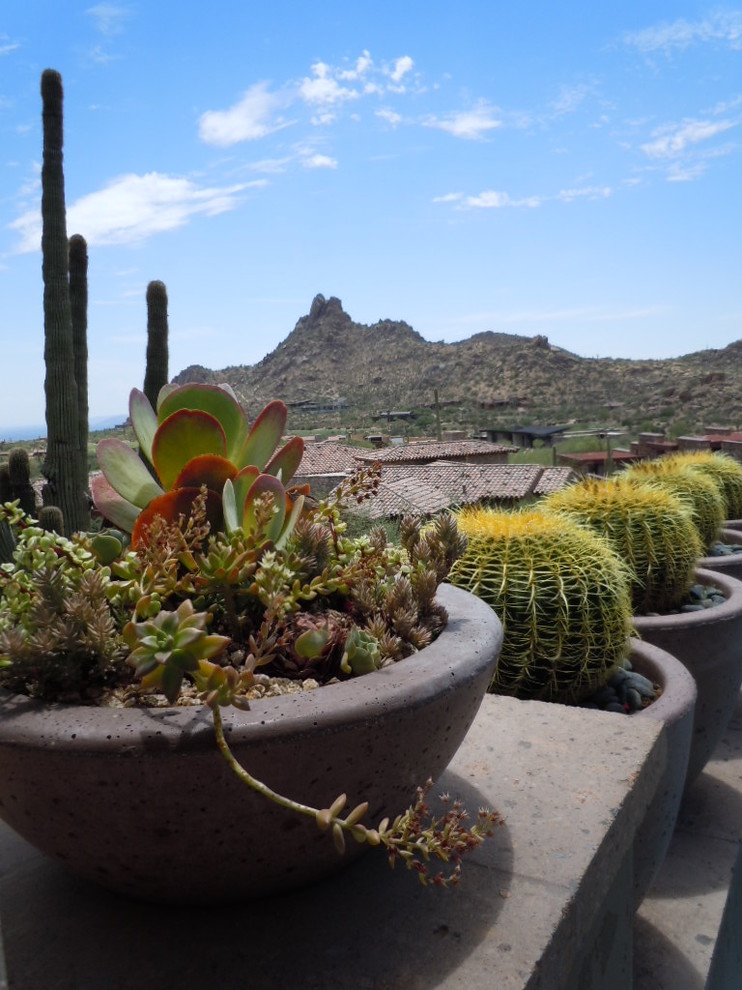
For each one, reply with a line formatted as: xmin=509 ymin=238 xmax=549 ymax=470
xmin=634 ymin=689 xmax=742 ymax=989
xmin=0 ymin=695 xmax=665 ymax=990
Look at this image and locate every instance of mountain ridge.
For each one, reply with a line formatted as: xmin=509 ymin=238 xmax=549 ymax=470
xmin=173 ymin=294 xmax=742 ymax=432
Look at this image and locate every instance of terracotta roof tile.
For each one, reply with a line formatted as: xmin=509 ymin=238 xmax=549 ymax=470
xmin=352 ymin=439 xmax=516 ymax=464
xmin=532 ymin=466 xmax=578 ymax=495
xmin=294 ymin=442 xmax=359 ymax=477
xmin=343 ymin=462 xmax=548 ymax=517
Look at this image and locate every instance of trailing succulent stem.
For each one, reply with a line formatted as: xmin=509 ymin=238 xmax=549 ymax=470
xmin=210 ymin=705 xmax=502 ymax=886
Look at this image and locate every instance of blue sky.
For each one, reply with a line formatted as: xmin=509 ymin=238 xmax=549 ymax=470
xmin=1 ymin=2 xmax=741 ymax=432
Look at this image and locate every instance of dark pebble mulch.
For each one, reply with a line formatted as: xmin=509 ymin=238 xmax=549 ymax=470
xmin=706 ymin=540 xmax=742 ymax=558
xmin=580 ymin=581 xmax=727 ymax=714
xmin=580 ymin=662 xmax=657 ymax=715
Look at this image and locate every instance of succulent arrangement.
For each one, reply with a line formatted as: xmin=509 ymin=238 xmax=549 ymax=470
xmin=543 ymin=476 xmax=703 ymax=614
xmin=0 ymin=382 xmax=500 ymax=887
xmin=448 ymin=506 xmax=635 ymax=703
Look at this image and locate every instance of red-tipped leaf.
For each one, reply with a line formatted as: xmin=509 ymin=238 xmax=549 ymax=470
xmin=151 ymin=410 xmax=227 ymax=490
xmin=238 ymin=400 xmax=287 ymax=471
xmin=157 ymin=383 xmax=249 ymax=464
xmin=173 ymin=454 xmax=238 ymax=494
xmin=264 ymin=435 xmax=304 ymax=485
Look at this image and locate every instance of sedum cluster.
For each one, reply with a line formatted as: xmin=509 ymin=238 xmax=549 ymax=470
xmin=0 ymin=502 xmax=127 ymax=698
xmin=0 ymin=473 xmax=461 ymax=703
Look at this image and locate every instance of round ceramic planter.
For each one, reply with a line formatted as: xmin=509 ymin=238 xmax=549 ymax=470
xmin=700 ymin=528 xmax=742 ymax=582
xmin=632 ymin=568 xmax=742 ymax=786
xmin=0 ymin=584 xmax=502 ymax=905
xmin=629 ymin=638 xmax=697 ymax=909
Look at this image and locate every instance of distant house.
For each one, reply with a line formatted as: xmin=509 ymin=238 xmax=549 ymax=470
xmin=291 ymin=441 xmax=360 ymax=499
xmin=630 ymin=433 xmax=678 ymax=458
xmin=371 ymin=410 xmax=416 ymax=422
xmin=480 ymin=424 xmax=570 ymax=448
xmin=556 ymin=450 xmax=637 ymax=477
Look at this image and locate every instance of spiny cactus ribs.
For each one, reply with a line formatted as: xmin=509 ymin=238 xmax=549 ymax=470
xmin=450 ymin=507 xmax=634 ymax=703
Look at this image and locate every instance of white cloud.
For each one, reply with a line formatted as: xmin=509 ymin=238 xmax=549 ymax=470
xmin=376 ymin=108 xmax=402 ymax=126
xmin=9 ymin=172 xmax=257 ymax=253
xmin=299 ymin=61 xmax=359 ymax=105
xmin=666 ymin=161 xmax=708 ymax=182
xmin=247 ymin=156 xmax=293 ymax=174
xmin=462 ymin=190 xmax=541 ymax=209
xmin=0 ymin=38 xmax=20 ymax=56
xmin=310 ymin=110 xmax=337 ymax=126
xmin=303 ymin=154 xmax=337 ymax=169
xmin=388 ymin=56 xmax=414 ymax=84
xmin=337 ymin=51 xmax=373 ymax=81
xmin=551 ymin=83 xmax=590 ymax=115
xmin=86 ymin=4 xmax=131 ymax=35
xmin=199 ymin=83 xmax=292 ymax=146
xmin=436 ymin=186 xmax=610 ymax=209
xmin=624 ymin=11 xmax=742 ymax=53
xmin=557 ymin=185 xmax=612 ymax=202
xmin=641 ymin=118 xmax=735 ymax=158
xmin=424 ymin=102 xmax=501 ymax=140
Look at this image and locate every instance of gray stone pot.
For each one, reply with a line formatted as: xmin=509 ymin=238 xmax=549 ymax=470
xmin=0 ymin=585 xmax=502 ymax=905
xmin=632 ymin=568 xmax=742 ymax=786
xmin=630 ymin=638 xmax=697 ymax=909
xmin=700 ymin=528 xmax=742 ymax=582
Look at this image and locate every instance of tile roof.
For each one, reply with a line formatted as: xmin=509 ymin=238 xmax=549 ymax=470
xmin=343 ymin=462 xmax=559 ymax=518
xmin=294 ymin=441 xmax=359 ymax=476
xmin=532 ymin=466 xmax=578 ymax=495
xmin=352 ymin=439 xmax=517 ymax=464
xmin=359 ymin=477 xmax=452 ymax=520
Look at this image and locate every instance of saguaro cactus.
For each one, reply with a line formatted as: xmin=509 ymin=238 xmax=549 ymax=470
xmin=143 ymin=280 xmax=169 ymax=410
xmin=40 ymin=69 xmax=89 ymax=534
xmin=69 ymin=233 xmax=89 ymax=480
xmin=7 ymin=448 xmax=37 ymax=517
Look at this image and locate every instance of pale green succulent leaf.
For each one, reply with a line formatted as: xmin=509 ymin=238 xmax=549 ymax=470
xmin=275 ymin=493 xmax=305 ymax=550
xmin=96 ymin=438 xmax=165 ymax=508
xmin=242 ymin=474 xmax=286 ymax=542
xmin=90 ymin=474 xmax=142 ymax=533
xmin=129 ymin=389 xmax=158 ymax=465
xmin=222 ymin=478 xmax=240 ymax=533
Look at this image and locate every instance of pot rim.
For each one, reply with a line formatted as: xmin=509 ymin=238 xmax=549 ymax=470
xmin=0 ymin=583 xmax=503 ymax=751
xmin=632 ymin=567 xmax=742 ymax=632
xmin=628 ymin=637 xmax=697 ymax=724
